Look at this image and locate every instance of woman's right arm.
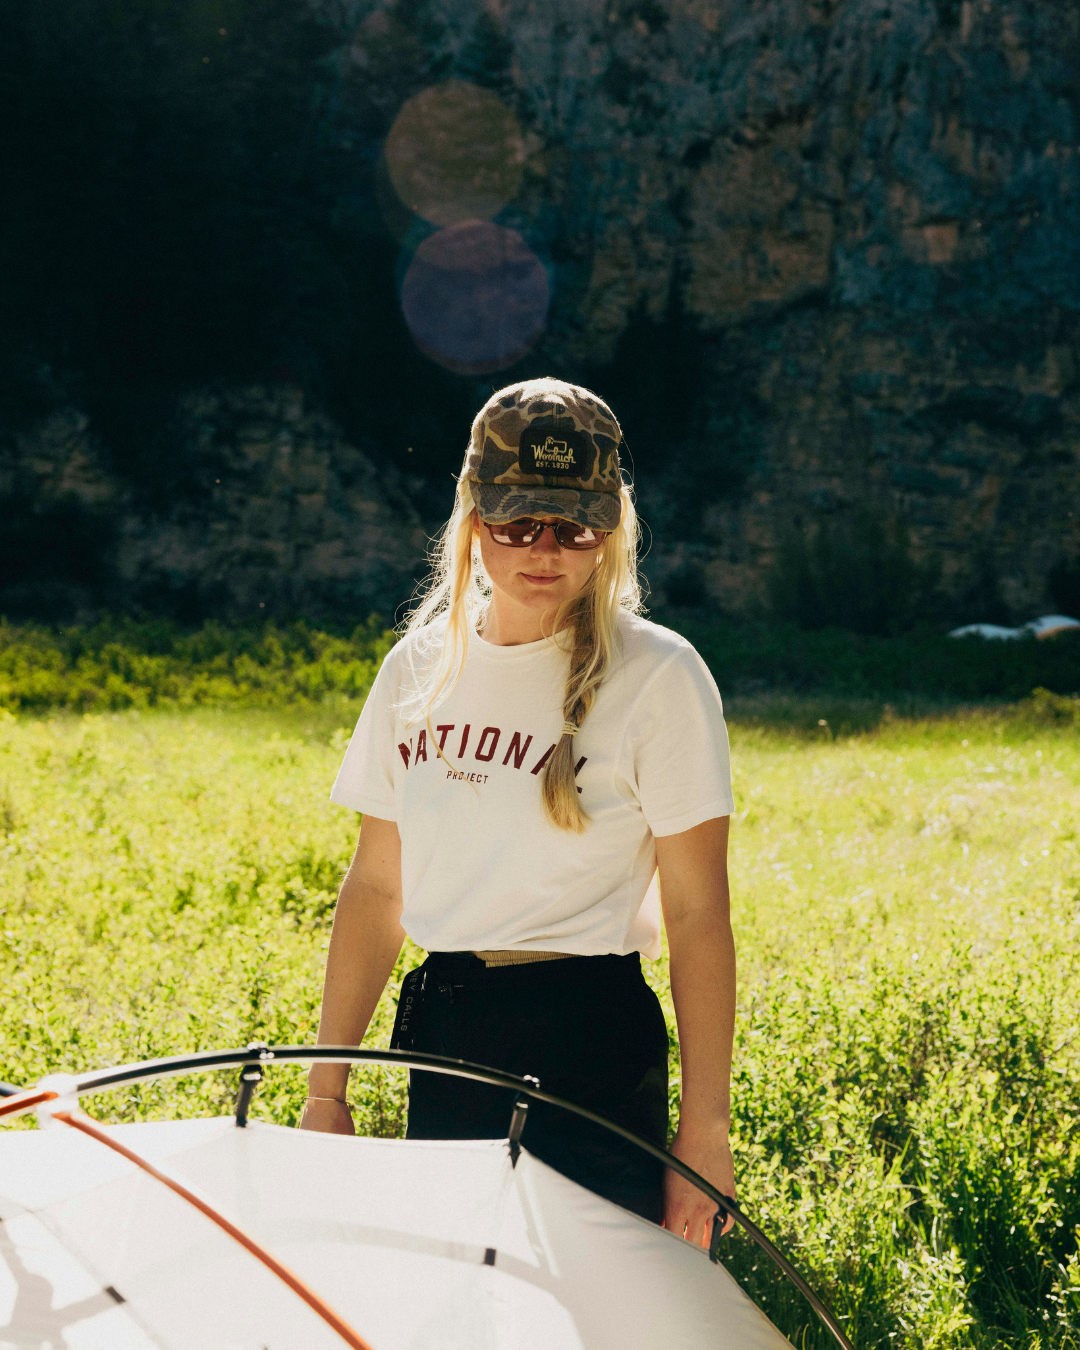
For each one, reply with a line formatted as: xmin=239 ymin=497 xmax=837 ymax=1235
xmin=299 ymin=814 xmax=405 ymax=1135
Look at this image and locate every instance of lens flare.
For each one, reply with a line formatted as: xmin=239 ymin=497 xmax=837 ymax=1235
xmin=385 ymin=81 xmax=524 ymax=227
xmin=401 ymin=221 xmax=550 ymax=375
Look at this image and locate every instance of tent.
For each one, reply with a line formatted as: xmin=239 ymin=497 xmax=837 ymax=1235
xmin=0 ymin=1046 xmax=852 ymax=1350
xmin=948 ymin=613 xmax=1080 ymax=640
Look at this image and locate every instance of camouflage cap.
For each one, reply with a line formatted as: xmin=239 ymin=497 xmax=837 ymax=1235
xmin=464 ymin=378 xmax=623 ymax=531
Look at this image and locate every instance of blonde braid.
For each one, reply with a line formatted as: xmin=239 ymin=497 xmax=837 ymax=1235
xmin=541 ymin=605 xmax=597 ymax=832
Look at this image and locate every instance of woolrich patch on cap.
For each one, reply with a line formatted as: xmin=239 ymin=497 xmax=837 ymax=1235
xmin=518 ymin=426 xmax=588 ymax=477
xmin=465 ymin=379 xmax=623 ymax=531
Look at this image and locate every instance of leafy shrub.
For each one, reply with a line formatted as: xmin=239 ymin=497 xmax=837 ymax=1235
xmin=0 ymin=615 xmax=394 ymax=712
xmin=2 ymin=618 xmax=1078 ymax=713
xmin=723 ymin=956 xmax=1080 ymax=1347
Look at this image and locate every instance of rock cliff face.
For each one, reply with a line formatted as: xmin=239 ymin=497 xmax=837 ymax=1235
xmin=2 ymin=389 xmax=427 ymax=622
xmin=3 ymin=0 xmax=1079 ymax=626
xmin=449 ymin=0 xmax=1080 ymax=620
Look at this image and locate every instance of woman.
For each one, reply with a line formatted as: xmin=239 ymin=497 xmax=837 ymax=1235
xmin=301 ymin=378 xmax=735 ymax=1243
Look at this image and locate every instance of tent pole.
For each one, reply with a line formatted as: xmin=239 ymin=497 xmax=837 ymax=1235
xmin=0 ymin=1087 xmax=58 ymax=1118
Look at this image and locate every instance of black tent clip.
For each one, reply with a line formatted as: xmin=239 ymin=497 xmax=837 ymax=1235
xmin=234 ymin=1042 xmax=268 ymax=1127
xmin=709 ymin=1197 xmax=736 ymax=1263
xmin=508 ymin=1075 xmax=540 ymax=1166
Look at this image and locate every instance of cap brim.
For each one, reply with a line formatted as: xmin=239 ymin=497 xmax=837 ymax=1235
xmin=468 ymin=481 xmax=622 ymax=531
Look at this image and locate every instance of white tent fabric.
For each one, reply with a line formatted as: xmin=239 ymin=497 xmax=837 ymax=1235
xmin=948 ymin=613 xmax=1080 ymax=640
xmin=0 ymin=1117 xmax=792 ymax=1350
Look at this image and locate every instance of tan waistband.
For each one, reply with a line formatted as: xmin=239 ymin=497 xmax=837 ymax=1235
xmin=472 ymin=949 xmax=576 ymax=968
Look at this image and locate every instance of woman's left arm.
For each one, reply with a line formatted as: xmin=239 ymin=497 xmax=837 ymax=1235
xmin=655 ymin=814 xmax=736 ymax=1245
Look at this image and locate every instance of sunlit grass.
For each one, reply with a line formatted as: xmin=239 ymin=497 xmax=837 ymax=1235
xmin=1 ymin=698 xmax=1077 ymax=1348
xmin=706 ymin=701 xmax=1080 ymax=1348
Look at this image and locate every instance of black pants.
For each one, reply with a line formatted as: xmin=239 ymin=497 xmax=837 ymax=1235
xmin=394 ymin=951 xmax=669 ymax=1222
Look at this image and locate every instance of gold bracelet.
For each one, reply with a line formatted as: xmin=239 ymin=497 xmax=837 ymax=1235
xmin=305 ymin=1095 xmax=350 ymax=1105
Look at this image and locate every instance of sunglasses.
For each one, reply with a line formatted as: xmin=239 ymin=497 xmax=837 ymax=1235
xmin=484 ymin=518 xmax=607 ymax=550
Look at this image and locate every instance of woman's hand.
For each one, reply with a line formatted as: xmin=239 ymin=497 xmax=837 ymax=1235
xmin=298 ymin=1098 xmax=356 ymax=1136
xmin=662 ymin=1121 xmax=736 ymax=1246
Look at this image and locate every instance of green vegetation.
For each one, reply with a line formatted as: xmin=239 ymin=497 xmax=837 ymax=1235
xmin=719 ymin=696 xmax=1080 ymax=1348
xmin=1 ymin=616 xmax=1078 ymax=713
xmin=0 ymin=617 xmax=394 ymax=713
xmin=682 ymin=621 xmax=1080 ymax=702
xmin=1 ymin=690 xmax=1078 ymax=1347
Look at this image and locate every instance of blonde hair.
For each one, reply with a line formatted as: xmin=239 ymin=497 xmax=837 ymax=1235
xmin=400 ymin=411 xmax=642 ymax=833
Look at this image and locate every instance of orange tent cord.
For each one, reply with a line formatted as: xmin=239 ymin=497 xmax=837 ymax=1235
xmin=0 ymin=1089 xmax=57 ymax=1119
xmin=55 ymin=1110 xmax=376 ymax=1350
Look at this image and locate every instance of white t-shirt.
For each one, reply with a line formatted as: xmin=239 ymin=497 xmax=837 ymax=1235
xmin=330 ymin=612 xmax=733 ymax=960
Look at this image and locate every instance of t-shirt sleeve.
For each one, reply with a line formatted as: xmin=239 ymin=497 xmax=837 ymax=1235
xmin=628 ymin=644 xmax=734 ymax=838
xmin=329 ymin=650 xmax=398 ymax=819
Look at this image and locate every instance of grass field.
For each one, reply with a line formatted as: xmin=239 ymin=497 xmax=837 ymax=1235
xmin=1 ymin=694 xmax=1078 ymax=1349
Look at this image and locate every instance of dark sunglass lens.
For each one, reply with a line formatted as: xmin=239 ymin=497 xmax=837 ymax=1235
xmin=557 ymin=523 xmax=603 ymax=548
xmin=489 ymin=519 xmax=539 ymax=546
